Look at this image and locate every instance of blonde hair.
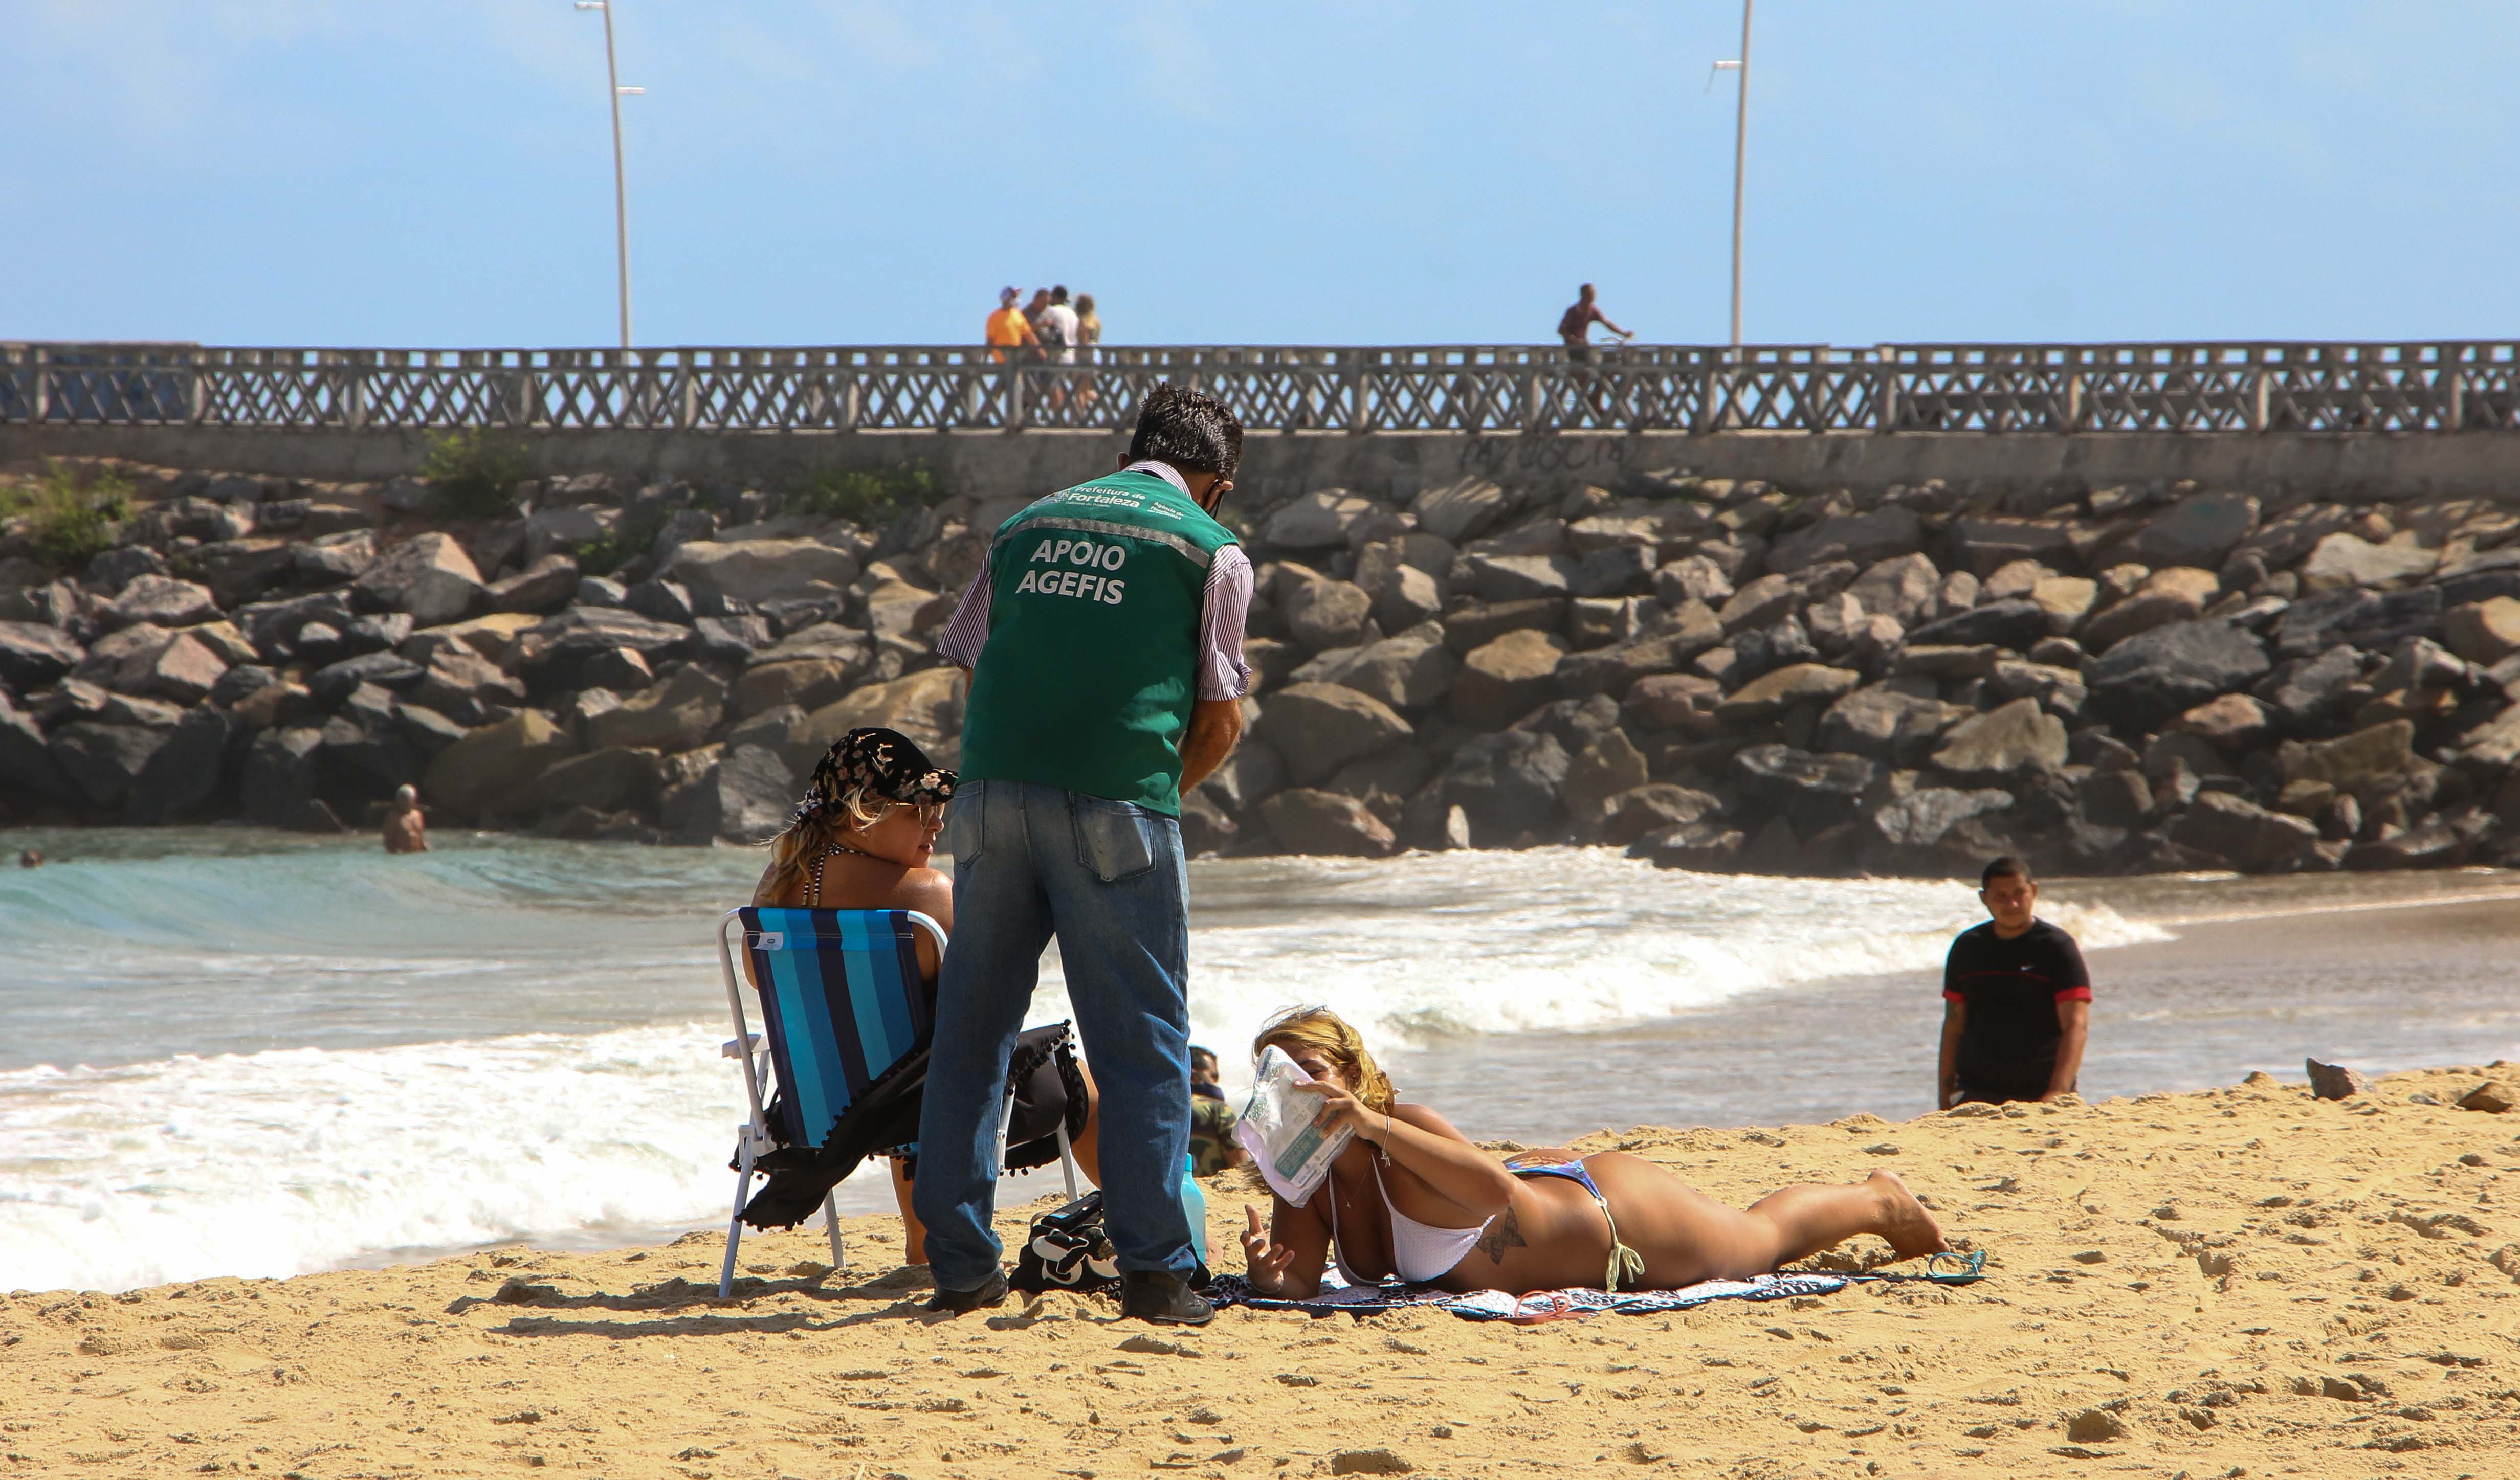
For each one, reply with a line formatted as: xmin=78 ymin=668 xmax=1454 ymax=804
xmin=1253 ymin=1006 xmax=1395 ymax=1113
xmin=756 ymin=787 xmax=912 ymax=906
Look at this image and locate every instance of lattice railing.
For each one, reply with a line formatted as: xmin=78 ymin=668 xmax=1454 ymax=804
xmin=5 ymin=341 xmax=2516 ymax=435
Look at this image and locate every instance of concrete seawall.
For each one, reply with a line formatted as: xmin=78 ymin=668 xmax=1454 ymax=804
xmin=8 ymin=425 xmax=2520 ymax=501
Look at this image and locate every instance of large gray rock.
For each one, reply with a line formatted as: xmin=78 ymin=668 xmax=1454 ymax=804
xmin=1596 ymin=783 xmax=1723 ymax=847
xmin=1846 ymin=553 xmax=1940 ymax=628
xmin=1439 ymin=729 xmax=1570 ymax=846
xmin=1257 ymin=788 xmax=1398 ymax=857
xmin=1462 ymin=552 xmax=1572 ymax=605
xmin=2085 ymin=620 xmax=2270 ymax=730
xmin=1368 ymin=562 xmax=1445 ymax=634
xmin=799 ymin=667 xmax=966 ymax=768
xmin=583 ymin=664 xmax=725 ymax=753
xmin=1251 ymin=682 xmax=1412 ymax=786
xmin=736 ymin=654 xmax=867 ymax=718
xmin=293 ymin=529 xmax=377 ymax=586
xmin=511 ymin=606 xmax=693 ymax=684
xmin=1872 ymin=787 xmax=2014 ymax=847
xmin=1261 ymin=491 xmax=1380 ymax=551
xmin=1409 ymin=478 xmax=1521 ymax=544
xmin=2300 ymin=531 xmax=2438 ymax=592
xmin=1296 ymin=626 xmax=1461 ymax=712
xmin=660 ymin=743 xmax=794 ymax=842
xmin=236 ymin=590 xmax=355 ymax=661
xmin=1655 ymin=555 xmax=1734 ymax=609
xmin=488 ymin=554 xmax=581 ymax=614
xmin=186 ymin=537 xmax=296 ymax=609
xmin=423 ymin=709 xmax=581 ymax=819
xmin=102 ymin=575 xmax=218 ymax=630
xmin=2170 ymin=792 xmax=2319 ymax=871
xmin=2129 ymin=492 xmax=2257 ymax=571
xmin=1554 ymin=616 xmax=1722 ymax=700
xmin=0 ymin=694 xmax=80 ymax=802
xmin=2079 ymin=567 xmax=2218 ymax=652
xmin=2277 ymin=720 xmax=2414 ymax=792
xmin=409 ymin=645 xmax=527 ymax=727
xmin=353 ymin=532 xmax=486 ymax=625
xmin=1901 ymin=599 xmax=2051 ymax=653
xmin=662 ymin=538 xmax=858 ymax=607
xmin=1567 ymin=545 xmax=1657 ymax=599
xmin=0 ymin=620 xmax=82 ymax=691
xmin=2260 ymin=647 xmax=2361 ymax=730
xmin=1767 ymin=506 xmax=1924 ymax=574
xmin=1450 ymin=629 xmax=1570 ymax=727
xmin=1625 ymin=672 xmax=1723 ymax=735
xmin=1441 ymin=598 xmax=1565 ymax=654
xmin=1195 ymin=741 xmax=1287 ymax=818
xmin=1563 ymin=729 xmax=1650 ymax=823
xmin=1719 ymin=574 xmax=1799 ymax=633
xmin=240 ymin=725 xmax=326 ymax=826
xmin=1730 ymin=744 xmax=1879 ymax=832
xmin=1818 ymin=685 xmax=1968 ymax=764
xmin=49 ymin=722 xmax=173 ymax=809
xmin=1281 ymin=575 xmax=1374 ymax=653
xmin=1712 ymin=662 xmax=1860 ymax=725
xmin=81 ymin=545 xmax=168 ymax=596
xmin=1947 ymin=518 xmax=2074 ymax=577
xmin=1930 ymin=698 xmax=2068 ymax=783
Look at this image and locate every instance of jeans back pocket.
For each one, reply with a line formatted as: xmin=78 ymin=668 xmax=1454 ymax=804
xmin=942 ymin=787 xmax=985 ymax=866
xmin=1071 ymin=794 xmax=1157 ymax=882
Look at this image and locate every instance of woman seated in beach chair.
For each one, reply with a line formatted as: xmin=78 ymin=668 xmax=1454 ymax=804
xmin=753 ymin=727 xmax=1101 ymax=1264
xmin=1236 ymin=1007 xmax=1947 ymax=1299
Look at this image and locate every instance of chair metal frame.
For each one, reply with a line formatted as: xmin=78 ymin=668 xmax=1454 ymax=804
xmin=712 ymin=907 xmax=1080 ymax=1298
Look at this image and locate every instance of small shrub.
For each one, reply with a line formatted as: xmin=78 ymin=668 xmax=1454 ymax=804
xmin=417 ymin=429 xmax=535 ymax=519
xmin=787 ymin=462 xmax=944 ymax=527
xmin=572 ymin=505 xmax=671 ymax=579
xmin=0 ymin=460 xmax=130 ymax=572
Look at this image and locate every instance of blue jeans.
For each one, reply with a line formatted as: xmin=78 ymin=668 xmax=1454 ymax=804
xmin=912 ymin=779 xmax=1197 ymax=1289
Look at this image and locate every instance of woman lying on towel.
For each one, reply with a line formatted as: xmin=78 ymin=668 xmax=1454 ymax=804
xmin=1236 ymin=1007 xmax=1946 ymax=1298
xmin=754 ymin=726 xmax=1101 ymax=1262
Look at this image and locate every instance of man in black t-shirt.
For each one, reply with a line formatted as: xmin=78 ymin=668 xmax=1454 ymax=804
xmin=1938 ymin=856 xmax=2092 ymax=1107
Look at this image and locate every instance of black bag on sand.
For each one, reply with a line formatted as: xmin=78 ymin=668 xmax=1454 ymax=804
xmin=1011 ymin=1191 xmax=1121 ymax=1295
xmin=740 ymin=1021 xmax=1088 ymax=1231
xmin=1009 ymin=1191 xmax=1212 ymax=1296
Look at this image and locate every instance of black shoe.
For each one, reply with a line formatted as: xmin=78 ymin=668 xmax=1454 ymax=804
xmin=925 ymin=1269 xmax=1008 ymax=1313
xmin=1119 ymin=1270 xmax=1214 ymax=1326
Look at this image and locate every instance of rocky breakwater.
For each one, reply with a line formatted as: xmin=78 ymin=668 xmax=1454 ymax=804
xmin=0 ymin=461 xmax=995 ymax=842
xmin=1185 ymin=473 xmax=2520 ymax=877
xmin=8 ymin=458 xmax=2520 ymax=881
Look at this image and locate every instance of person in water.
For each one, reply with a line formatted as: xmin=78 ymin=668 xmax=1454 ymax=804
xmin=382 ymin=785 xmax=428 ymax=854
xmin=1236 ymin=1007 xmax=1948 ymax=1298
xmin=751 ymin=726 xmax=1102 ymax=1263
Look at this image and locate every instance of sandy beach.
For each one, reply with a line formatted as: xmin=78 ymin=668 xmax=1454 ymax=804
xmin=8 ymin=1066 xmax=2516 ymax=1480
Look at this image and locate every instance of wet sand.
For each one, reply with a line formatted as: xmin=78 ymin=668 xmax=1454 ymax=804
xmin=10 ymin=1066 xmax=2517 ymax=1479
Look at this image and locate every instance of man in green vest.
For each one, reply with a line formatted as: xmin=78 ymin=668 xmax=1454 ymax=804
xmin=917 ymin=385 xmax=1252 ymax=1325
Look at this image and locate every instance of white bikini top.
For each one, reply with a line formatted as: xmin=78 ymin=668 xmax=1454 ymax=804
xmin=1321 ymin=1158 xmax=1488 ymax=1284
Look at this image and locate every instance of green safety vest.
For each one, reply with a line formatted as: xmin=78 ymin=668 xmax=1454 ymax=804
xmin=958 ymin=469 xmax=1240 ymax=816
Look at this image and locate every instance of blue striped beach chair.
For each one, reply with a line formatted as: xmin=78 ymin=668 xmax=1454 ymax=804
xmin=714 ymin=906 xmax=945 ymax=1296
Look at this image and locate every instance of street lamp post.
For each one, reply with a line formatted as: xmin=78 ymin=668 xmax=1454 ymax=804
xmin=574 ymin=0 xmax=641 ymax=350
xmin=1711 ymin=0 xmax=1753 ymax=351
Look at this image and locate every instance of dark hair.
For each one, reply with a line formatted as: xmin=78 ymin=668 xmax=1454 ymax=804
xmin=1189 ymin=1045 xmax=1219 ymax=1071
xmin=1051 ymin=285 xmax=1069 ymax=302
xmin=1980 ymin=855 xmax=2033 ymax=889
xmin=1127 ymin=384 xmax=1243 ymax=479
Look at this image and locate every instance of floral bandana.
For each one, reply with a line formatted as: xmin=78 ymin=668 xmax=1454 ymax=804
xmin=791 ymin=727 xmax=956 ymax=828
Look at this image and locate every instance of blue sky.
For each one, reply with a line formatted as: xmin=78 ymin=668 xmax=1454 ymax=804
xmin=8 ymin=1 xmax=2517 ymax=348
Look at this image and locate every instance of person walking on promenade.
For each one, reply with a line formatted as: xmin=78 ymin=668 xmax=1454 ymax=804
xmin=382 ymin=784 xmax=429 ymax=854
xmin=985 ymin=286 xmax=1036 ymax=363
xmin=1036 ymin=286 xmax=1081 ymax=411
xmin=1937 ymin=856 xmax=2092 ymax=1108
xmin=916 ymin=385 xmax=1254 ymax=1326
xmin=1072 ymin=293 xmax=1105 ymax=408
xmin=1558 ymin=282 xmax=1634 ymax=419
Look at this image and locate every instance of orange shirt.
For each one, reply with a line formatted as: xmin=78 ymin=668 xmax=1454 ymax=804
xmin=986 ymin=307 xmax=1037 ymax=348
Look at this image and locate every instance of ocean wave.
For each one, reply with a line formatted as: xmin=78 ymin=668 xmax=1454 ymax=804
xmin=0 ymin=1024 xmax=748 ymax=1294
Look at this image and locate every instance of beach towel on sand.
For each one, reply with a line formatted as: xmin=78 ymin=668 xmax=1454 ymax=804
xmin=1205 ymin=1251 xmax=1986 ymax=1325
